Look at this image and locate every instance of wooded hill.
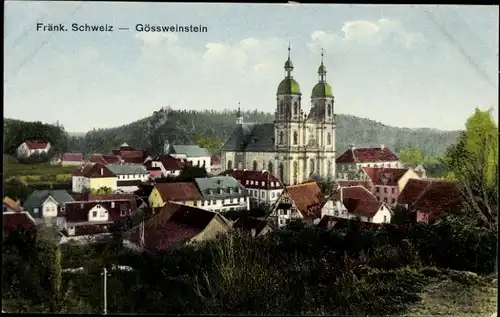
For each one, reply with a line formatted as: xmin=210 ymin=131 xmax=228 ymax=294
xmin=5 ymin=109 xmax=461 ymax=157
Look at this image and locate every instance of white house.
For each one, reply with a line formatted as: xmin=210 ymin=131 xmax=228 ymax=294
xmin=194 ymin=176 xmax=250 ymax=212
xmin=322 ymin=185 xmax=393 ymax=224
xmin=22 ymin=190 xmax=75 ymax=227
xmin=71 ymin=163 xmax=118 ymax=193
xmin=148 ymin=155 xmax=186 ymax=178
xmin=16 ymin=141 xmax=51 ymax=158
xmin=219 ymin=169 xmax=284 ymax=208
xmin=335 ymin=145 xmax=404 ymax=180
xmin=106 ymin=163 xmax=149 ymax=193
xmin=167 ymin=144 xmax=212 ymax=173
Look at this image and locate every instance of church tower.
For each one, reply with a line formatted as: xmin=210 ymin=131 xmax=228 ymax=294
xmin=274 ymin=44 xmax=303 ymax=185
xmin=309 ymin=49 xmax=336 ymax=180
xmin=236 ymin=102 xmax=243 ymax=125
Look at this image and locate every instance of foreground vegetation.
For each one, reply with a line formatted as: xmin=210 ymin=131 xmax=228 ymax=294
xmin=2 ymin=211 xmax=497 ymax=314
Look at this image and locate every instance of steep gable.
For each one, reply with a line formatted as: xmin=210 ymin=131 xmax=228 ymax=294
xmin=336 ymin=146 xmax=399 ymax=164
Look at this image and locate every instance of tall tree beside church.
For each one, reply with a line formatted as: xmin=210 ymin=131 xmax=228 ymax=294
xmin=443 ymin=107 xmax=498 ymax=229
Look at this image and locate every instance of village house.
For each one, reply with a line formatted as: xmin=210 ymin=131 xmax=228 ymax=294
xmin=22 ymin=190 xmax=75 ymax=227
xmin=3 ymin=211 xmax=38 ymax=236
xmin=16 ymin=140 xmax=51 ymax=158
xmin=3 ymin=197 xmax=22 ymax=213
xmin=112 ymin=143 xmax=149 ymax=164
xmin=336 ymin=180 xmax=372 ymax=190
xmin=148 ymin=182 xmax=203 ymax=209
xmin=351 ymin=167 xmax=421 ymax=206
xmin=106 ymin=163 xmax=150 ymax=193
xmin=335 ymin=145 xmax=403 ymax=180
xmin=166 ymin=144 xmax=212 ymax=173
xmin=269 ymin=182 xmax=326 ymax=228
xmin=210 ymin=155 xmax=222 ymax=175
xmin=71 ymin=163 xmax=118 ymax=193
xmin=397 ymin=178 xmax=465 ymax=223
xmin=405 ymin=163 xmax=428 ymax=179
xmin=322 ymin=185 xmax=393 ymax=223
xmin=61 ymin=153 xmax=85 ymax=166
xmin=233 ymin=216 xmax=273 ymax=237
xmin=194 ymin=176 xmax=250 ymax=212
xmin=123 ymin=202 xmax=232 ymax=254
xmin=219 ymin=169 xmax=283 ymax=208
xmin=88 ymin=154 xmax=122 ymax=165
xmin=147 ymin=154 xmax=187 ymax=178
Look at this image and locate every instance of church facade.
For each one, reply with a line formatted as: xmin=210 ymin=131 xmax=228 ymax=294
xmin=220 ymin=46 xmax=336 ymax=186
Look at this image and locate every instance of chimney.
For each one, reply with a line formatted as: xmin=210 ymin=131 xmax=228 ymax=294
xmin=380 ymin=144 xmax=385 ymax=149
xmin=100 ymin=168 xmax=104 ymax=176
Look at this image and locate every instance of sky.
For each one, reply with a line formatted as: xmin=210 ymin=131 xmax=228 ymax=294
xmin=4 ymin=2 xmax=499 ymax=133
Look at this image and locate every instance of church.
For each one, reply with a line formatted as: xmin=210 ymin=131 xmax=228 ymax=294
xmin=220 ymin=45 xmax=336 ymax=186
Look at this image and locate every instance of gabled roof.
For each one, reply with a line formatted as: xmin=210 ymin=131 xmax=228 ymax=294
xmin=124 ymin=202 xmax=223 ymax=252
xmin=194 ymin=176 xmax=247 ymax=199
xmin=221 ymin=123 xmax=275 ymax=152
xmin=219 ymin=170 xmax=282 ymax=189
xmin=336 ymin=146 xmax=399 ymax=164
xmin=106 ymin=163 xmax=148 ymax=175
xmin=153 ymin=182 xmax=203 ymax=202
xmin=62 ymin=200 xmax=135 ymax=223
xmin=3 ymin=197 xmax=22 ymax=212
xmin=23 ymin=141 xmax=50 ymax=150
xmin=62 ymin=153 xmax=84 ymax=162
xmin=330 ymin=186 xmax=386 ymax=218
xmin=3 ymin=211 xmax=37 ymax=234
xmin=337 ymin=180 xmax=371 ymax=191
xmin=152 ymin=155 xmax=186 ymax=170
xmin=407 ymin=180 xmax=464 ymax=219
xmin=72 ymin=163 xmax=116 ymax=178
xmin=360 ymin=167 xmax=410 ymax=186
xmin=170 ymin=145 xmax=210 ymax=157
xmin=286 ymin=182 xmax=326 ymax=219
xmin=23 ymin=190 xmax=75 ymax=211
xmin=89 ymin=154 xmax=122 ymax=165
xmin=397 ymin=179 xmax=433 ymax=205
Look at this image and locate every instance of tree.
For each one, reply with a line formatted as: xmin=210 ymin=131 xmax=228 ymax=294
xmin=399 ymin=147 xmax=425 ymax=166
xmin=443 ymin=108 xmax=498 ymax=229
xmin=176 ymin=165 xmax=208 ymax=182
xmin=91 ymin=187 xmax=114 ymax=195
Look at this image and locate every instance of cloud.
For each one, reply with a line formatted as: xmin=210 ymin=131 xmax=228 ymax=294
xmin=308 ymin=18 xmax=426 ymax=53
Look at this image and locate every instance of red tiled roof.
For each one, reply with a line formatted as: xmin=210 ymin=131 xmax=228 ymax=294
xmin=125 ymin=202 xmax=219 ymax=252
xmin=410 ymin=180 xmax=464 ymax=220
xmin=286 ymin=182 xmax=326 ymax=219
xmin=71 ymin=192 xmax=135 ymax=202
xmin=153 ymin=155 xmax=186 ymax=170
xmin=220 ymin=169 xmax=282 ymax=189
xmin=337 ymin=180 xmax=372 ymax=191
xmin=89 ymin=154 xmax=122 ymax=164
xmin=3 ymin=212 xmax=37 ymax=234
xmin=330 ymin=186 xmax=384 ymax=218
xmin=361 ymin=167 xmax=410 ymax=186
xmin=71 ymin=163 xmax=116 ymax=178
xmin=153 ymin=182 xmax=202 ymax=202
xmin=62 ymin=153 xmax=84 ymax=162
xmin=3 ymin=197 xmax=22 ymax=212
xmin=62 ymin=200 xmax=135 ymax=223
xmin=24 ymin=140 xmax=49 ymax=150
xmin=397 ymin=179 xmax=433 ymax=205
xmin=336 ymin=146 xmax=399 ymax=164
xmin=211 ymin=155 xmax=221 ymax=165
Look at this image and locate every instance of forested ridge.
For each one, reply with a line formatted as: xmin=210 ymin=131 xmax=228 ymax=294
xmin=5 ymin=108 xmax=460 ymax=157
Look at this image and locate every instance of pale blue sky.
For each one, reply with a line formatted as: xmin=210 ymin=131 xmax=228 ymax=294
xmin=4 ymin=2 xmax=499 ymax=132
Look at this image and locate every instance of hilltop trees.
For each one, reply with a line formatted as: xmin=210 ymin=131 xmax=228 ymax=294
xmin=443 ymin=107 xmax=498 ymax=229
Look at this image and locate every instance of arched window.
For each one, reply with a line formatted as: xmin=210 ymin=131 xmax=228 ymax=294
xmin=293 ymin=131 xmax=298 ymax=145
xmin=268 ymin=161 xmax=274 ymax=174
xmin=327 ymin=133 xmax=331 ymax=145
xmin=327 ymin=161 xmax=332 ymax=178
xmin=293 ymin=101 xmax=298 ymax=114
xmin=227 ymin=160 xmax=233 ymax=170
xmin=237 ymin=162 xmax=243 ymax=170
xmin=310 ymin=159 xmax=315 ymax=175
xmin=327 ymin=104 xmax=332 ymax=116
xmin=253 ymin=160 xmax=258 ymax=171
xmin=279 ymin=163 xmax=285 ymax=183
xmin=293 ymin=161 xmax=298 ymax=185
xmin=279 ymin=101 xmax=284 ymax=114
xmin=279 ymin=131 xmax=284 ymax=144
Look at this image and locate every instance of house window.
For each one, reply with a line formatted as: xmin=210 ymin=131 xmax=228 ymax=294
xmin=391 ymin=188 xmax=395 ymax=194
xmin=194 ymin=201 xmax=198 ymax=206
xmin=111 ymin=202 xmax=115 ymax=208
xmin=92 ymin=211 xmax=97 ymax=217
xmin=293 ymin=131 xmax=298 ymax=145
xmin=212 ymin=200 xmax=216 ymax=205
xmin=384 ymin=188 xmax=388 ymax=193
xmin=383 ymin=215 xmax=387 ymax=223
xmin=392 ymin=199 xmax=396 ymax=204
xmin=384 ymin=198 xmax=388 ymax=203
xmin=261 ymin=192 xmax=265 ymax=198
xmin=376 ymin=187 xmax=380 ymax=193
xmin=232 ymin=198 xmax=237 ymax=203
xmin=120 ymin=210 xmax=126 ymax=217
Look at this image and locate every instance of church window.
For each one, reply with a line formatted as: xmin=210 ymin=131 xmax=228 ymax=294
xmin=279 ymin=101 xmax=284 ymax=114
xmin=268 ymin=161 xmax=274 ymax=174
xmin=253 ymin=160 xmax=258 ymax=171
xmin=327 ymin=161 xmax=332 ymax=178
xmin=227 ymin=160 xmax=233 ymax=170
xmin=293 ymin=161 xmax=298 ymax=185
xmin=327 ymin=133 xmax=332 ymax=145
xmin=310 ymin=159 xmax=315 ymax=175
xmin=293 ymin=101 xmax=298 ymax=114
xmin=293 ymin=131 xmax=298 ymax=145
xmin=278 ymin=163 xmax=285 ymax=183
xmin=279 ymin=131 xmax=284 ymax=144
xmin=327 ymin=104 xmax=332 ymax=116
